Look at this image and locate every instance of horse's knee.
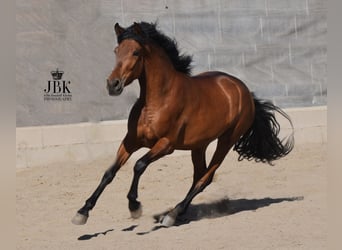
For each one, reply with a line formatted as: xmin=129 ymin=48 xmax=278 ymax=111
xmin=134 ymin=159 xmax=147 ymax=175
xmin=102 ymin=169 xmax=116 ymax=184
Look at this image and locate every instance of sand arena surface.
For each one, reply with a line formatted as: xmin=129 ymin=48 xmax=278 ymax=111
xmin=16 ymin=143 xmax=326 ymax=249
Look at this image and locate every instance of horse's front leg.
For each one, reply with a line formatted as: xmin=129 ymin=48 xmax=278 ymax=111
xmin=127 ymin=138 xmax=173 ymax=219
xmin=71 ymin=136 xmax=137 ymax=225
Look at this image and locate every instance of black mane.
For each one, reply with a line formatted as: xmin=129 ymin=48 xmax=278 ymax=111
xmin=117 ymin=22 xmax=193 ymax=75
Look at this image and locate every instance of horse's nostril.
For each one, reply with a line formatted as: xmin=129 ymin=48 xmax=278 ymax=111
xmin=107 ymin=79 xmax=120 ymax=88
xmin=113 ymin=79 xmax=120 ymax=87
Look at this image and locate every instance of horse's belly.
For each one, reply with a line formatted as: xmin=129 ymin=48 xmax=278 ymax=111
xmin=175 ymin=121 xmax=229 ymax=150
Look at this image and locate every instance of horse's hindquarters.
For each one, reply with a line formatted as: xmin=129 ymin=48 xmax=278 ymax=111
xmin=171 ymin=73 xmax=254 ymax=149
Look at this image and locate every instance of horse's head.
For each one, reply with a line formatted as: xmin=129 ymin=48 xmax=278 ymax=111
xmin=107 ymin=23 xmax=146 ymax=96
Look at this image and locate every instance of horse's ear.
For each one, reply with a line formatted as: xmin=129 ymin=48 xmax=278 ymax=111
xmin=114 ymin=23 xmax=125 ymax=36
xmin=132 ymin=22 xmax=145 ymax=37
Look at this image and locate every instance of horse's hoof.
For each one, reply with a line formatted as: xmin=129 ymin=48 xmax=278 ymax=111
xmin=161 ymin=214 xmax=176 ymax=227
xmin=71 ymin=212 xmax=88 ymax=225
xmin=130 ymin=205 xmax=143 ymax=219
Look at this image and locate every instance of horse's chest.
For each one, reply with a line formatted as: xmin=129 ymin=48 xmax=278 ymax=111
xmin=137 ymin=107 xmax=164 ymax=145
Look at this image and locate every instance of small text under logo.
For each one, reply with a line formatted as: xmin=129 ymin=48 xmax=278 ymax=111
xmin=44 ymin=68 xmax=72 ymax=101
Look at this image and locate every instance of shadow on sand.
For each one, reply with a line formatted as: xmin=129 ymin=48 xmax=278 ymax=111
xmin=78 ymin=196 xmax=304 ymax=238
xmin=137 ymin=196 xmax=304 ymax=235
xmin=173 ymin=196 xmax=304 ymax=226
xmin=78 ymin=228 xmax=114 ymax=241
xmin=77 ymin=225 xmax=139 ymax=240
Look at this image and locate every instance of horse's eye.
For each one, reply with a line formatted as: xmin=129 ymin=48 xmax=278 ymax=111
xmin=133 ymin=50 xmax=140 ymax=57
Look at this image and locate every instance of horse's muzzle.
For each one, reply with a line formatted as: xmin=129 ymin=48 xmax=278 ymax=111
xmin=107 ymin=78 xmax=124 ymax=96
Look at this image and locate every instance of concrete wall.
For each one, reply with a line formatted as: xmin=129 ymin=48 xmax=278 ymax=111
xmin=16 ymin=0 xmax=327 ymax=127
xmin=16 ymin=106 xmax=327 ymax=169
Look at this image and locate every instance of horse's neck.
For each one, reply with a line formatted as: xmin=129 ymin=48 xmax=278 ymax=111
xmin=138 ymin=46 xmax=179 ymax=106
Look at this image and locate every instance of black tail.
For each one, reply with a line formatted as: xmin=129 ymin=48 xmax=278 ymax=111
xmin=233 ymin=96 xmax=294 ymax=165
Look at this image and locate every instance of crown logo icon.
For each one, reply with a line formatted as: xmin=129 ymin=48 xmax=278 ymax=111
xmin=50 ymin=68 xmax=64 ymax=80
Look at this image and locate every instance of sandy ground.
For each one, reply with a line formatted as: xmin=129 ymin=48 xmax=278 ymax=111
xmin=16 ymin=143 xmax=327 ymax=250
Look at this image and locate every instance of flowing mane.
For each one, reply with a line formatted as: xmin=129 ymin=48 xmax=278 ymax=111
xmin=117 ymin=22 xmax=193 ymax=75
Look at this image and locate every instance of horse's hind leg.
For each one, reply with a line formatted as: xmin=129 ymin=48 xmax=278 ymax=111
xmin=153 ymin=146 xmax=207 ymax=223
xmin=188 ymin=146 xmax=208 ymax=194
xmin=161 ymin=132 xmax=235 ymax=227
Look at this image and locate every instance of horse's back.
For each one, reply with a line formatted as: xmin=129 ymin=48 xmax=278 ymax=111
xmin=193 ymin=71 xmax=249 ymax=90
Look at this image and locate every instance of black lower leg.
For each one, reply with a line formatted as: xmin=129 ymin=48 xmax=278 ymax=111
xmin=179 ymin=183 xmax=207 ymax=215
xmin=127 ymin=159 xmax=148 ymax=212
xmin=171 ymin=172 xmax=215 ymax=218
xmin=78 ymin=165 xmax=119 ymax=216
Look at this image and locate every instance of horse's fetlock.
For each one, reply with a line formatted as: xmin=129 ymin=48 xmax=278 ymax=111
xmin=128 ymin=199 xmax=141 ymax=211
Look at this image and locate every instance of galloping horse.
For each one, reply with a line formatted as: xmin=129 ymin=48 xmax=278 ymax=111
xmin=72 ymin=22 xmax=294 ymax=227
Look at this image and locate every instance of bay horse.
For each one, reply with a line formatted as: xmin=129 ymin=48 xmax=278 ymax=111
xmin=72 ymin=21 xmax=294 ymax=227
